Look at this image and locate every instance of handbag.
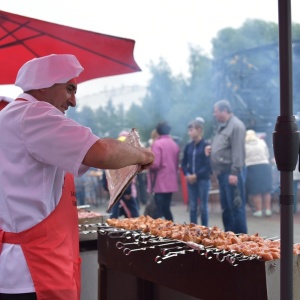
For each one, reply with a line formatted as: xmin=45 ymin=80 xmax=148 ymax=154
xmin=143 ymin=172 xmax=157 ymax=218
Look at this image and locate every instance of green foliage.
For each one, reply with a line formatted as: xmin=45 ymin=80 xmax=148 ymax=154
xmin=292 ymin=23 xmax=300 ymax=39
xmin=185 ymin=46 xmax=215 ymax=140
xmin=212 ymin=19 xmax=278 ymax=59
xmin=126 ymin=58 xmax=186 ymax=141
xmin=212 ymin=19 xmax=300 ymax=135
xmin=67 ymin=99 xmax=129 ymax=139
xmin=93 ymin=99 xmax=129 ymax=138
xmin=126 ymin=51 xmax=215 ymax=143
xmin=126 ymin=104 xmax=151 ymax=141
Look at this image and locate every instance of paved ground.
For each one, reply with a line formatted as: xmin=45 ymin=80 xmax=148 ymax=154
xmin=89 ymin=198 xmax=300 ymax=243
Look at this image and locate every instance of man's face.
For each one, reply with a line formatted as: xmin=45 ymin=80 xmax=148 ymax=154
xmin=43 ymin=82 xmax=77 ymax=114
xmin=213 ymin=106 xmax=225 ymax=123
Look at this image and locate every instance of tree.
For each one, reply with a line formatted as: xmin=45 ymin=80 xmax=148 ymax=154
xmin=183 ymin=46 xmax=215 ymax=140
xmin=66 ymin=107 xmax=80 ymax=123
xmin=127 ymin=50 xmax=215 ymax=143
xmin=94 ymin=99 xmax=128 ymax=138
xmin=127 ymin=58 xmax=181 ymax=141
xmin=78 ymin=106 xmax=97 ymax=134
xmin=67 ymin=105 xmax=98 ymax=134
xmin=68 ymin=19 xmax=300 ymax=149
xmin=212 ymin=19 xmax=279 ymax=59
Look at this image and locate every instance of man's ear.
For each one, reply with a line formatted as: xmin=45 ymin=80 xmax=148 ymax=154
xmin=26 ymin=88 xmax=47 ymax=101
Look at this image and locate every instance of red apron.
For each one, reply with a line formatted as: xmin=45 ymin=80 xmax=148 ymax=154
xmin=0 ymin=173 xmax=80 ymax=300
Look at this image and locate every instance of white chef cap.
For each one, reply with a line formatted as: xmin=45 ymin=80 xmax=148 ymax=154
xmin=15 ymin=54 xmax=84 ymax=91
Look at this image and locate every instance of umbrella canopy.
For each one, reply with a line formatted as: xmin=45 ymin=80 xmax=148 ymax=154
xmin=0 ymin=10 xmax=141 ymax=85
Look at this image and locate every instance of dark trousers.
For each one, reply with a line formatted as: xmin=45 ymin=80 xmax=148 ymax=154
xmin=154 ymin=192 xmax=173 ymax=221
xmin=187 ymin=179 xmax=210 ymax=226
xmin=217 ymin=172 xmax=247 ymax=234
xmin=110 ymin=197 xmax=140 ymax=218
xmin=0 ymin=293 xmax=37 ymax=300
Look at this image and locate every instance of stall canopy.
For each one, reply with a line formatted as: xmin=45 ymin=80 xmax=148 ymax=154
xmin=0 ymin=10 xmax=141 ymax=85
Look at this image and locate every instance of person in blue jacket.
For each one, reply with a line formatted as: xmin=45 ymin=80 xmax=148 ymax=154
xmin=181 ymin=117 xmax=212 ymax=225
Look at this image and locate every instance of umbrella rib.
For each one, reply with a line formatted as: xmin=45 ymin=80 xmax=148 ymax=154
xmin=0 ymin=35 xmax=43 ymax=49
xmin=0 ymin=20 xmax=41 ymax=56
xmin=0 ymin=20 xmax=29 ymax=41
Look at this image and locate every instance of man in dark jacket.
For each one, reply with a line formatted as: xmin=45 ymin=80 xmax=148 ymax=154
xmin=209 ymin=100 xmax=247 ymax=233
xmin=181 ymin=118 xmax=212 ymax=225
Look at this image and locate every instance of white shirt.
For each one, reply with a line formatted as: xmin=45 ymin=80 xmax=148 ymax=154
xmin=0 ymin=93 xmax=99 ymax=293
xmin=245 ymin=138 xmax=270 ymax=167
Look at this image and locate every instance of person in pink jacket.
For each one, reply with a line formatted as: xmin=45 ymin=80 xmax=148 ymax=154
xmin=149 ymin=121 xmax=180 ymax=221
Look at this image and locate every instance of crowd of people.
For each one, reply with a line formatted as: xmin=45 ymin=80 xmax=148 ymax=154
xmin=74 ymin=99 xmax=297 ymax=237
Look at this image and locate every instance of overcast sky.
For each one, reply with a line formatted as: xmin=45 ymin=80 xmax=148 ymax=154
xmin=1 ymin=0 xmax=299 ymax=99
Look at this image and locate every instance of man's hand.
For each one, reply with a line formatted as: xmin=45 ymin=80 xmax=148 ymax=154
xmin=186 ymin=174 xmax=197 ymax=184
xmin=204 ymin=145 xmax=211 ymax=156
xmin=228 ymin=174 xmax=238 ymax=185
xmin=123 ymin=194 xmax=132 ymax=201
xmin=139 ymin=148 xmax=155 ymax=171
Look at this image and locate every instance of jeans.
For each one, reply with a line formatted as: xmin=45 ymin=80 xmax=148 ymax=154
xmin=110 ymin=197 xmax=140 ymax=218
xmin=154 ymin=193 xmax=173 ymax=221
xmin=217 ymin=172 xmax=247 ymax=233
xmin=188 ymin=179 xmax=210 ymax=225
xmin=76 ymin=190 xmax=85 ymax=205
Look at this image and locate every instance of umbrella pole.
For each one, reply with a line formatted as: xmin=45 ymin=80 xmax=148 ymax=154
xmin=273 ymin=0 xmax=300 ymax=299
xmin=280 ymin=173 xmax=294 ymax=299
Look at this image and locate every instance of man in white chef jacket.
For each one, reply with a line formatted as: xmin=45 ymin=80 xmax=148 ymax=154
xmin=0 ymin=54 xmax=154 ymax=300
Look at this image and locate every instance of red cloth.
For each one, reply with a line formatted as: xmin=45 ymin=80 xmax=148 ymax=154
xmin=1 ymin=173 xmax=80 ymax=300
xmin=180 ymin=167 xmax=189 ymax=205
xmin=0 ymin=101 xmax=8 ymax=110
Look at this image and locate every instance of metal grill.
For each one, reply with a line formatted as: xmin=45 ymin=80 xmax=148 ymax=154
xmin=97 ymin=224 xmax=300 ymax=300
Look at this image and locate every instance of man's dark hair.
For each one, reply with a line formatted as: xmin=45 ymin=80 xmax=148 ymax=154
xmin=214 ymin=99 xmax=232 ymax=113
xmin=156 ymin=121 xmax=171 ymax=135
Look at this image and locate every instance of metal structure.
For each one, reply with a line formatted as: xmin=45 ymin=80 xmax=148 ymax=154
xmin=213 ymin=40 xmax=300 ymax=147
xmin=95 ymin=225 xmax=300 ymax=300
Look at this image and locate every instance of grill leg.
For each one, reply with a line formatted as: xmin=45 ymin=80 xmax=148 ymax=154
xmin=137 ymin=277 xmax=154 ymax=300
xmin=98 ymin=263 xmax=107 ymax=300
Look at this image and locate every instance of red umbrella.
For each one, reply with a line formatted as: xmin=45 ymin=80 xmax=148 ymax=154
xmin=0 ymin=10 xmax=141 ymax=84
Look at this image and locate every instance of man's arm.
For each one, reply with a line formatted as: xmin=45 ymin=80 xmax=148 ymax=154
xmin=230 ymin=126 xmax=246 ymax=175
xmin=181 ymin=145 xmax=189 ymax=175
xmin=82 ymin=138 xmax=154 ymax=171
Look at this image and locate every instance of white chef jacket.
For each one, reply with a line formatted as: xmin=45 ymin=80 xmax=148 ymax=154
xmin=0 ymin=93 xmax=99 ymax=293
